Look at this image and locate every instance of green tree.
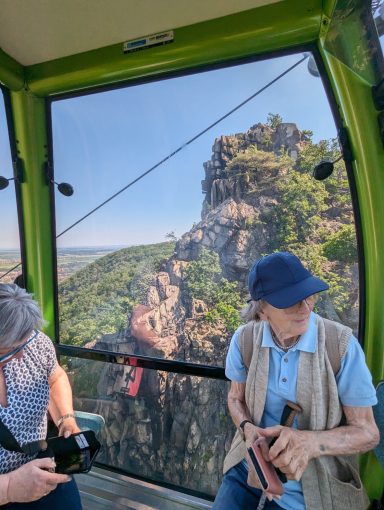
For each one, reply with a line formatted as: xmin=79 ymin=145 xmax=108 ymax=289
xmin=322 ymin=225 xmax=357 ymax=263
xmin=185 ymin=248 xmax=222 ymax=305
xmin=227 ymin=146 xmax=291 ymax=186
xmin=165 ymin=231 xmax=177 ymax=242
xmin=185 ymin=248 xmax=242 ymax=332
xmin=266 ymin=113 xmax=283 ymax=129
xmin=265 ymin=170 xmax=328 ymax=250
xmin=295 ymin=138 xmax=340 ymax=175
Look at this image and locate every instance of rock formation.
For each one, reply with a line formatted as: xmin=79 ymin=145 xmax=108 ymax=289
xmin=74 ymin=121 xmax=358 ymax=495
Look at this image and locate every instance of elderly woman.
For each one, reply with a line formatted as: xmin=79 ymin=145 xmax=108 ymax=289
xmin=212 ymin=252 xmax=379 ymax=510
xmin=0 ymin=284 xmax=82 ymax=509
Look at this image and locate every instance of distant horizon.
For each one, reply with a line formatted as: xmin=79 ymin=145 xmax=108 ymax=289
xmin=2 ymin=52 xmax=339 ymax=249
xmin=0 ymin=241 xmax=175 ymax=252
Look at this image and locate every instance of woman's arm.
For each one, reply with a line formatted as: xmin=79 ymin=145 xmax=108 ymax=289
xmin=264 ymin=406 xmax=380 ymax=481
xmin=48 ymin=365 xmax=80 ymax=437
xmin=228 ymin=381 xmax=279 ymax=500
xmin=311 ymin=406 xmax=379 ymax=457
xmin=228 ymin=381 xmax=259 ymax=443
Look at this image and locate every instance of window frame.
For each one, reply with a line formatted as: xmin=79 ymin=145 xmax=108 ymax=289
xmin=0 ymin=86 xmax=26 ymax=284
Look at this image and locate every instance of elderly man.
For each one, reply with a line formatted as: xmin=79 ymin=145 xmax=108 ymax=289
xmin=212 ymin=252 xmax=379 ymax=510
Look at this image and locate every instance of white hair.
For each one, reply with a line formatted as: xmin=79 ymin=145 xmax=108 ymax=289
xmin=0 ymin=284 xmax=44 ymax=348
xmin=240 ymin=299 xmax=265 ymax=322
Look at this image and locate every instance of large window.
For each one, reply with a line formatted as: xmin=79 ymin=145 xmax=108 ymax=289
xmin=52 ymin=51 xmax=360 ymax=495
xmin=0 ymin=90 xmax=22 ymax=284
xmin=52 ymin=52 xmax=359 ymax=359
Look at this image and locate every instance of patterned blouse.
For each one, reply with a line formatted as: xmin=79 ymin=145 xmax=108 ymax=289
xmin=0 ymin=330 xmax=57 ymax=473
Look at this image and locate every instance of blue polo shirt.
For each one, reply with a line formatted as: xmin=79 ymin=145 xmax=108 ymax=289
xmin=225 ymin=312 xmax=377 ymax=510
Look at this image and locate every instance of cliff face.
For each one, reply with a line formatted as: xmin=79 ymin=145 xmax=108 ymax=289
xmin=75 ymin=122 xmax=358 ymax=494
xmin=201 ymin=122 xmax=301 ymax=214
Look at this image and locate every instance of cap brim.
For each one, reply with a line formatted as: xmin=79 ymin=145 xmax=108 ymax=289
xmin=263 ymin=276 xmax=329 ymax=309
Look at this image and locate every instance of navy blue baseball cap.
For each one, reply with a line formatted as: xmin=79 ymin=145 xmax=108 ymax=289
xmin=248 ymin=252 xmax=329 ymax=308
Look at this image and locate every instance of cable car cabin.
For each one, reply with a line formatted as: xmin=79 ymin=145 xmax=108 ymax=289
xmin=0 ymin=0 xmax=383 ymax=508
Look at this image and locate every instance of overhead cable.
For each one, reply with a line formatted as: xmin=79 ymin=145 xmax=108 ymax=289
xmin=0 ymin=54 xmax=308 ymax=280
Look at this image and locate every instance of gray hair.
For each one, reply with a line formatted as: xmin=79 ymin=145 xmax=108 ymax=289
xmin=0 ymin=284 xmax=44 ymax=348
xmin=240 ymin=299 xmax=265 ymax=323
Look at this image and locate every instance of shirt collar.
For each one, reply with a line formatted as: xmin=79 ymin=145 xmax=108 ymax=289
xmin=261 ymin=312 xmax=317 ymax=353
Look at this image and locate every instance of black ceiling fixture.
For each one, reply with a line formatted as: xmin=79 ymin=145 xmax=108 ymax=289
xmin=44 ymin=161 xmax=74 ymax=196
xmin=313 ymin=155 xmax=343 ymax=181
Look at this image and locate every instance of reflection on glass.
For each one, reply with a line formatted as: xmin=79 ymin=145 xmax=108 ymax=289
xmin=64 ymin=357 xmax=232 ymax=496
xmin=0 ymin=91 xmax=22 ymax=283
xmin=325 ymin=0 xmax=384 ymax=85
xmin=374 ymin=1 xmax=384 ymax=53
xmin=53 ymin=53 xmax=359 ymax=364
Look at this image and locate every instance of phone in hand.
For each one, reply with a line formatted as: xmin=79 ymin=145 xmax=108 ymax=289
xmin=247 ymin=437 xmax=284 ymax=496
xmin=43 ymin=431 xmax=101 ymax=475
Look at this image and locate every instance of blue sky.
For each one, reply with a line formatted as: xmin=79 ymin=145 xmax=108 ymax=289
xmin=1 ymin=52 xmax=339 ymax=250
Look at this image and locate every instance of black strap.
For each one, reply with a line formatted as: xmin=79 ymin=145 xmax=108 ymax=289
xmin=0 ymin=418 xmax=46 ymax=455
xmin=0 ymin=419 xmax=23 ymax=453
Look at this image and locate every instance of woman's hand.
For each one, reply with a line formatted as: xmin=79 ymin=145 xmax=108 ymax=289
xmin=243 ymin=422 xmax=262 ymax=448
xmin=6 ymin=458 xmax=70 ymax=503
xmin=262 ymin=425 xmax=314 ymax=481
xmin=244 ymin=424 xmax=280 ymax=501
xmin=58 ymin=417 xmax=81 ymax=438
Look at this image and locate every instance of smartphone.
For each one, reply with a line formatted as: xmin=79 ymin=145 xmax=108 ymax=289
xmin=47 ymin=431 xmax=101 ymax=475
xmin=247 ymin=437 xmax=284 ymax=496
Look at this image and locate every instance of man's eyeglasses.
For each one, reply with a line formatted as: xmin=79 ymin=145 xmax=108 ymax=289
xmin=0 ymin=330 xmax=38 ymax=363
xmin=283 ymin=294 xmax=318 ymax=314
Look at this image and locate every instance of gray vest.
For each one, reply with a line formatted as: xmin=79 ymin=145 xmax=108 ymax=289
xmin=223 ymin=316 xmax=370 ymax=510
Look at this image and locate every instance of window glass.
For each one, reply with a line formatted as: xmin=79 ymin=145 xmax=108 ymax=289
xmin=65 ymin=356 xmax=231 ymax=496
xmin=325 ymin=1 xmax=384 ymax=85
xmin=0 ymin=91 xmax=22 ymax=283
xmin=374 ymin=1 xmax=384 ymax=53
xmin=52 ymin=52 xmax=359 ymax=363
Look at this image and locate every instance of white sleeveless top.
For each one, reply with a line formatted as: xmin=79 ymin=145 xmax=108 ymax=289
xmin=0 ymin=331 xmax=57 ymax=473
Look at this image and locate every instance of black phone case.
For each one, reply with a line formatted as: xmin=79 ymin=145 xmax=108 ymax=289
xmin=47 ymin=430 xmax=101 ymax=474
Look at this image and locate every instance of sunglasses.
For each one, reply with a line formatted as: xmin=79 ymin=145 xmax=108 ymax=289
xmin=283 ymin=294 xmax=318 ymax=314
xmin=0 ymin=330 xmax=38 ymax=363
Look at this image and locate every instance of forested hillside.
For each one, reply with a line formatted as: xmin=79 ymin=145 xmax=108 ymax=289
xmin=59 ymin=242 xmax=175 ymax=346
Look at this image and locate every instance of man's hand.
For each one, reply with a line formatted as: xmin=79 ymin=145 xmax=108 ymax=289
xmin=6 ymin=458 xmax=70 ymax=503
xmin=262 ymin=426 xmax=313 ymax=481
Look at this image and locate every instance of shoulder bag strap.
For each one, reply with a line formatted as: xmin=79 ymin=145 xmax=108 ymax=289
xmin=0 ymin=418 xmax=46 ymax=455
xmin=322 ymin=318 xmax=345 ymax=376
xmin=0 ymin=419 xmax=23 ymax=452
xmin=239 ymin=321 xmax=256 ymax=370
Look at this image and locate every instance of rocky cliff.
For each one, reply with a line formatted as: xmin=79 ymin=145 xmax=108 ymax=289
xmin=74 ymin=121 xmax=358 ymax=494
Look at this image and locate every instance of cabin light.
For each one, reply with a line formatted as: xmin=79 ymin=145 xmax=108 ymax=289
xmin=44 ymin=162 xmax=74 ymax=196
xmin=52 ymin=180 xmax=74 ymax=197
xmin=0 ymin=176 xmax=15 ymax=190
xmin=312 ymin=155 xmax=343 ymax=181
xmin=0 ymin=175 xmax=74 ymax=196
